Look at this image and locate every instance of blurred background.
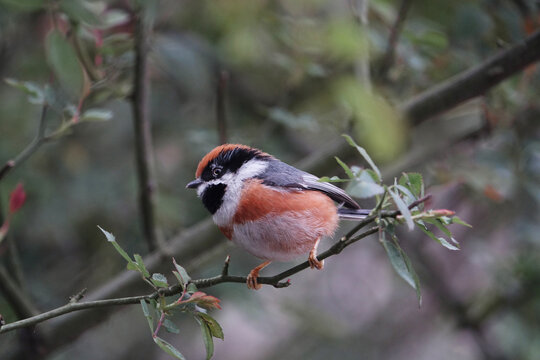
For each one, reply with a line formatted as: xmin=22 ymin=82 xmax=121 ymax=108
xmin=1 ymin=0 xmax=539 ymax=359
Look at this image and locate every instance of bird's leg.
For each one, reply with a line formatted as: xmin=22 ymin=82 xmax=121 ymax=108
xmin=246 ymin=260 xmax=271 ymax=290
xmin=308 ymin=237 xmax=324 ymax=270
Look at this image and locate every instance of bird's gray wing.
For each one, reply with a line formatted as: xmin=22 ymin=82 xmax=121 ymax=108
xmin=256 ymin=160 xmax=360 ymax=209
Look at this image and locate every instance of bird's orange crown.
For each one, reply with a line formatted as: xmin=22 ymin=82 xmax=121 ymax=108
xmin=195 ymin=144 xmax=269 ymax=178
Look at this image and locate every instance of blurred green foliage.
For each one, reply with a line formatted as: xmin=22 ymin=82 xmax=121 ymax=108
xmin=0 ymin=0 xmax=539 ymax=359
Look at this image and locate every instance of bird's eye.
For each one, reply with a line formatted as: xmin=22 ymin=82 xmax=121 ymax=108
xmin=212 ymin=167 xmax=223 ymax=177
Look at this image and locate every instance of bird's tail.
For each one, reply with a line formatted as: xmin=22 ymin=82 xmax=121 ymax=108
xmin=337 ymin=208 xmax=371 ymax=220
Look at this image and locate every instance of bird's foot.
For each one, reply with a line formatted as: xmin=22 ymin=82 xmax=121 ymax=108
xmin=308 ymin=251 xmax=324 ymax=270
xmin=246 ymin=260 xmax=271 ymax=290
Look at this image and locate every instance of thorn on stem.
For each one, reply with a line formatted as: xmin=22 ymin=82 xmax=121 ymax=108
xmin=69 ymin=288 xmax=87 ymax=303
xmin=221 ymin=255 xmax=231 ymax=276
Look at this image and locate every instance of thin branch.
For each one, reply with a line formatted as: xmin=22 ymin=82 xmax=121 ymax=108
xmin=216 ymin=70 xmax=229 ymax=144
xmin=221 ymin=255 xmax=231 ymax=277
xmin=343 ymin=194 xmax=431 ymax=241
xmin=132 ymin=5 xmax=160 ymax=252
xmin=402 ymin=29 xmax=540 ymax=124
xmin=377 ymin=0 xmax=413 ymax=78
xmin=0 ymin=294 xmax=150 ymax=334
xmin=0 ymin=226 xmax=377 ymax=334
xmin=0 ymin=264 xmax=39 ymax=320
xmin=0 ymin=104 xmax=48 ymax=182
xmin=0 ymin=195 xmax=433 ymax=334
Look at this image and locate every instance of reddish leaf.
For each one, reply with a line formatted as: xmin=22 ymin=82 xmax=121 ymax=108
xmin=9 ymin=183 xmax=26 ymax=213
xmin=189 ymin=292 xmax=222 ymax=310
xmin=431 ymin=209 xmax=456 ymax=217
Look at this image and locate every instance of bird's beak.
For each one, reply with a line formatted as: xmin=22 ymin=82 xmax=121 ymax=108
xmin=186 ymin=178 xmax=203 ymax=189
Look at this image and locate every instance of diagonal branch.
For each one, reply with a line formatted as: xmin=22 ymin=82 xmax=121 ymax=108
xmin=0 ymin=264 xmax=39 ymax=321
xmin=0 ymin=104 xmax=48 ymax=182
xmin=402 ymin=29 xmax=540 ymax=124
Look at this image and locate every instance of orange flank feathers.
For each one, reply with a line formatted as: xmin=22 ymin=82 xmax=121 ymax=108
xmin=233 ymin=179 xmax=338 ymax=230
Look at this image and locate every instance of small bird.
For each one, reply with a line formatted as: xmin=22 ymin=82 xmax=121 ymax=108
xmin=187 ymin=144 xmax=369 ymax=289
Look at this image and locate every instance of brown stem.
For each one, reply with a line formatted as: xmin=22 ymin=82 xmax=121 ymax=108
xmin=0 ymin=265 xmax=39 ymax=321
xmin=0 ymin=193 xmax=435 ymax=334
xmin=377 ymin=0 xmax=413 ymax=78
xmin=132 ymin=6 xmax=160 ymax=252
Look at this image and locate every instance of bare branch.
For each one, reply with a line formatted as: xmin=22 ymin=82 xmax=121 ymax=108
xmin=402 ymin=29 xmax=540 ymax=124
xmin=131 ymin=5 xmax=161 ymax=252
xmin=0 ymin=294 xmax=151 ymax=334
xmin=0 ymin=264 xmax=39 ymax=320
xmin=0 ymin=104 xmax=48 ymax=182
xmin=377 ymin=0 xmax=413 ymax=78
xmin=0 ymin=195 xmax=433 ymax=334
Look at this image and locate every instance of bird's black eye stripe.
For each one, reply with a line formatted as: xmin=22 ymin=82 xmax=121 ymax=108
xmin=201 ymin=183 xmax=227 ymax=214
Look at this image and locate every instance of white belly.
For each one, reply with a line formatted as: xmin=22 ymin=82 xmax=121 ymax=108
xmin=231 ymin=210 xmax=335 ymax=262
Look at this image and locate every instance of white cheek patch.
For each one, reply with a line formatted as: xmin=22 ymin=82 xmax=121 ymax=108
xmin=196 ymin=183 xmax=208 ymax=197
xmin=212 ymin=159 xmax=268 ymax=226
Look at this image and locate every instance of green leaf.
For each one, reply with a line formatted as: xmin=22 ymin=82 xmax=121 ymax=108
xmin=399 ymin=173 xmax=424 ymax=199
xmin=432 ymin=220 xmax=457 ymax=243
xmin=46 ymin=29 xmax=84 ymax=98
xmin=334 ymin=156 xmax=354 ymax=179
xmin=451 ymin=216 xmax=472 ymax=228
xmin=337 ymin=80 xmax=406 ymax=163
xmin=318 ymin=176 xmax=349 ymax=183
xmin=97 ymin=226 xmax=115 ymax=243
xmin=0 ymin=0 xmax=43 ymax=11
xmin=140 ymin=300 xmax=154 ymax=332
xmin=342 ymin=134 xmax=382 ymax=182
xmin=187 ymin=283 xmax=198 ymax=294
xmin=197 ymin=313 xmax=224 ymax=340
xmin=134 ymin=254 xmax=150 ymax=278
xmin=151 ymin=273 xmax=169 ymax=288
xmin=5 ymin=78 xmax=44 ymax=104
xmin=417 ymin=223 xmax=460 ymax=251
xmin=197 ymin=317 xmax=214 ymax=360
xmin=388 ymin=188 xmax=414 ymax=230
xmin=394 ymin=184 xmax=416 ymax=205
xmin=347 ymin=177 xmax=384 ymax=199
xmin=380 ymin=232 xmax=421 ymax=304
xmin=163 ymin=319 xmax=180 ymax=334
xmin=172 ymin=258 xmax=190 ymax=287
xmin=364 ymin=169 xmax=381 ymax=183
xmin=97 ymin=226 xmax=136 ymax=266
xmin=60 ymin=0 xmax=101 ymax=25
xmin=196 ymin=313 xmax=224 ymax=360
xmin=81 ymin=109 xmax=113 ymax=122
xmin=153 ymin=336 xmax=186 ymax=360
